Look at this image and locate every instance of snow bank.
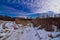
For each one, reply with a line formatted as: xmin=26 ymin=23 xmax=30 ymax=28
xmin=0 ymin=21 xmax=60 ymax=40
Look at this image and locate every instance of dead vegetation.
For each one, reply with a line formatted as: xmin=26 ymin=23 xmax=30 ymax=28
xmin=15 ymin=18 xmax=32 ymax=26
xmin=15 ymin=17 xmax=60 ymax=31
xmin=0 ymin=17 xmax=60 ymax=31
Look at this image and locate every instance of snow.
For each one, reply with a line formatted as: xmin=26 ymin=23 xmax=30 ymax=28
xmin=0 ymin=21 xmax=60 ymax=40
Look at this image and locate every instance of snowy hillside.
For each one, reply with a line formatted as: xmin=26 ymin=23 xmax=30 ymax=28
xmin=0 ymin=21 xmax=60 ymax=40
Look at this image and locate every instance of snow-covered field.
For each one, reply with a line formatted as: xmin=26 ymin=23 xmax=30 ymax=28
xmin=0 ymin=21 xmax=60 ymax=40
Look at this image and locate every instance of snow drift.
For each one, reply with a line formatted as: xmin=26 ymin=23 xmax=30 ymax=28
xmin=0 ymin=21 xmax=60 ymax=40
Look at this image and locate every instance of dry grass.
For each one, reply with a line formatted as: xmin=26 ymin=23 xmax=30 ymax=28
xmin=15 ymin=19 xmax=30 ymax=26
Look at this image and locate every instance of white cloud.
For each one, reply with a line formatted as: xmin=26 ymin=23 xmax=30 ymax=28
xmin=33 ymin=0 xmax=60 ymax=13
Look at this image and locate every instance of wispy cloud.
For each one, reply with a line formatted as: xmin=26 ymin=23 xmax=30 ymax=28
xmin=0 ymin=0 xmax=60 ymax=17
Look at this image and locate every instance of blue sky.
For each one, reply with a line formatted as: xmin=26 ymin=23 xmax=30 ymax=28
xmin=0 ymin=0 xmax=40 ymax=17
xmin=0 ymin=0 xmax=60 ymax=17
